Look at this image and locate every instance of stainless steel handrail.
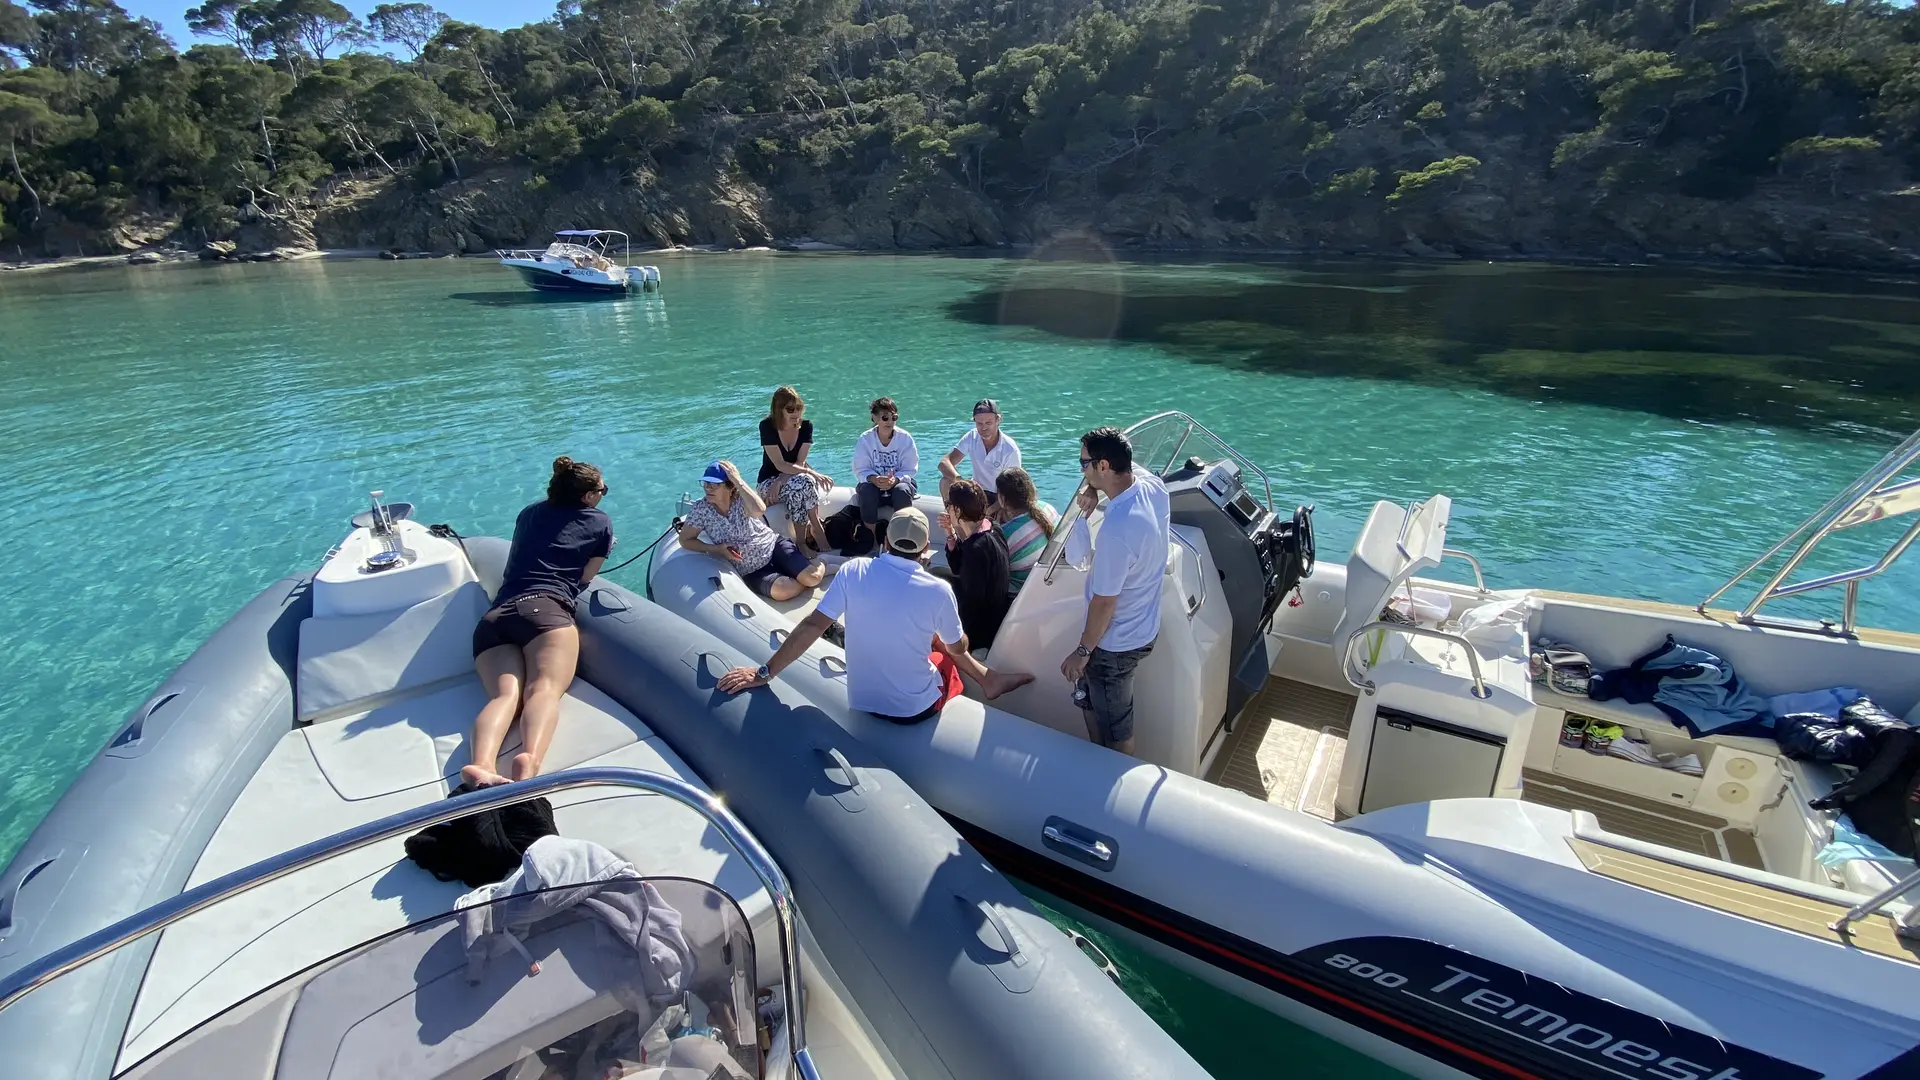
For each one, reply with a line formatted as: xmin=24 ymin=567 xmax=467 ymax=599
xmin=0 ymin=767 xmax=817 ymax=1078
xmin=1342 ymin=621 xmax=1492 ymax=699
xmin=1830 ymin=863 xmax=1920 ymax=936
xmin=1699 ymin=425 xmax=1920 ymax=634
xmin=1170 ymin=530 xmax=1207 ymax=618
xmin=1440 ymin=548 xmax=1492 ymax=595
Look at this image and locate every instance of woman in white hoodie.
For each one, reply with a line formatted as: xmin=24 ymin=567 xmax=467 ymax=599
xmin=850 ymin=396 xmax=919 ymax=539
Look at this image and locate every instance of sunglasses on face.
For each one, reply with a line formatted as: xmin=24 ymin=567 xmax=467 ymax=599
xmin=785 ymin=406 xmax=804 ymax=414
xmin=1079 ymin=458 xmax=1094 ymax=469
xmin=875 ymin=413 xmax=898 ymax=421
xmin=596 ymin=484 xmax=609 ymax=495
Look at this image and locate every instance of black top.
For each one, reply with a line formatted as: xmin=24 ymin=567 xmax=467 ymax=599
xmin=758 ymin=417 xmax=814 ymax=484
xmin=497 ymin=500 xmax=615 ymax=611
xmin=951 ymin=526 xmax=1012 ymax=650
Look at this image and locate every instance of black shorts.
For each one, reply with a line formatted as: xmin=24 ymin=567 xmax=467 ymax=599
xmin=741 ymin=537 xmax=814 ymax=596
xmin=472 ymin=593 xmax=575 ymax=657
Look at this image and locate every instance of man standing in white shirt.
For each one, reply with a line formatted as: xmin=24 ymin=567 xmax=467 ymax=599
xmin=1059 ymin=426 xmax=1170 ymax=756
xmin=717 ymin=508 xmax=1031 ymax=720
xmin=938 ymin=399 xmax=1021 ymax=505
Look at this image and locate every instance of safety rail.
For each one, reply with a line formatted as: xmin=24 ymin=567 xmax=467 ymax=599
xmin=1699 ymin=425 xmax=1920 ymax=635
xmin=0 ymin=767 xmax=821 ymax=1080
xmin=1342 ymin=621 xmax=1492 ymax=700
xmin=1441 ymin=549 xmax=1492 ymax=596
xmin=1831 ymin=864 xmax=1920 ymax=938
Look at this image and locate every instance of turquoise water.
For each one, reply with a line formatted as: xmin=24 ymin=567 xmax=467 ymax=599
xmin=4 ymin=252 xmax=1920 ymax=1079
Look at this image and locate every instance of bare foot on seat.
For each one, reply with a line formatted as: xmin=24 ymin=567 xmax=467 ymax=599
xmin=979 ymin=669 xmax=1034 ymax=700
xmin=509 ymin=752 xmax=540 ymax=782
xmin=460 ymin=764 xmax=511 ymax=788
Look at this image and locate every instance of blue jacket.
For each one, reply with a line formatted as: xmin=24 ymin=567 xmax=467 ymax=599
xmin=1588 ymin=635 xmax=1772 ymax=737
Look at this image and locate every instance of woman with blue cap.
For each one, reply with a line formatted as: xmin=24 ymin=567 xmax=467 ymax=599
xmin=677 ymin=459 xmax=826 ymax=601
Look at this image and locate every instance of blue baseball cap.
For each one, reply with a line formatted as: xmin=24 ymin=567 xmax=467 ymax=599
xmin=700 ymin=461 xmax=729 ymax=485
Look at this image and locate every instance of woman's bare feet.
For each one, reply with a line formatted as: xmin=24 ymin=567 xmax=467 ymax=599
xmin=979 ymin=669 xmax=1035 ymax=700
xmin=460 ymin=763 xmax=511 ymax=788
xmin=509 ymin=752 xmax=540 ymax=782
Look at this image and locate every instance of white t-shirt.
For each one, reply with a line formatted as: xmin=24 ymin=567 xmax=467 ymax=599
xmin=1067 ymin=472 xmax=1171 ymax=652
xmin=951 ymin=429 xmax=1021 ymax=493
xmin=814 ymin=553 xmax=964 ymax=716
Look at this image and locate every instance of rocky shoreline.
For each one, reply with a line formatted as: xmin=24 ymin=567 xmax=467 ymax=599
xmin=7 ymin=161 xmax=1919 ymax=280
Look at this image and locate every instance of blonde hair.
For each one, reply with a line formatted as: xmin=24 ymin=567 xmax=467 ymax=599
xmin=770 ymin=385 xmax=804 ymax=424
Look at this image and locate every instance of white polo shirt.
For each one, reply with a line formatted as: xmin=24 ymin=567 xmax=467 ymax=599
xmin=1067 ymin=472 xmax=1171 ymax=652
xmin=952 ymin=429 xmax=1021 ymax=493
xmin=814 ymin=553 xmax=965 ymax=716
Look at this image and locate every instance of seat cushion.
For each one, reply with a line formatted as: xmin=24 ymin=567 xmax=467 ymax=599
xmin=297 ymin=582 xmax=492 ymax=723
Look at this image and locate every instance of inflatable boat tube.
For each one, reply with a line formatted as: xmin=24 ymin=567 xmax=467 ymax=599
xmin=567 ymin=558 xmax=1209 ymax=1080
xmin=650 ymin=540 xmax=1920 ymax=1080
xmin=0 ymin=576 xmax=310 ymax=1080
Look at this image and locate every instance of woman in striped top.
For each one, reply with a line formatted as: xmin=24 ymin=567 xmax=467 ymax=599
xmin=993 ymin=467 xmax=1058 ymax=595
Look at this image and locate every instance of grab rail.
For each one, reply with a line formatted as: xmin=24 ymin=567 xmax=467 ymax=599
xmin=1342 ymin=621 xmax=1492 ymax=699
xmin=1441 ymin=548 xmax=1492 ymax=595
xmin=1699 ymin=425 xmax=1920 ymax=635
xmin=0 ymin=767 xmax=819 ymax=1079
xmin=1830 ymin=864 xmax=1920 ymax=937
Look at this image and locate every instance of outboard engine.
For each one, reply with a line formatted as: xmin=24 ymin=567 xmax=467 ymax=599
xmin=1161 ymin=457 xmax=1316 ymax=726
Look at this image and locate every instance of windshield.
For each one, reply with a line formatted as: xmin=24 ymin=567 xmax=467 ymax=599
xmin=19 ymin=875 xmax=762 ymax=1080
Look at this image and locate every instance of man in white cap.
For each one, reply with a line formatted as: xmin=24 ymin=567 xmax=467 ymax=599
xmin=938 ymin=398 xmax=1020 ymax=505
xmin=717 ymin=507 xmax=1031 ymax=722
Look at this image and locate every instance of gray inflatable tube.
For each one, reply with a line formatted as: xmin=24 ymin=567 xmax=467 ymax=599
xmin=0 ymin=575 xmax=311 ymax=1080
xmin=568 ymin=563 xmax=1209 ymax=1080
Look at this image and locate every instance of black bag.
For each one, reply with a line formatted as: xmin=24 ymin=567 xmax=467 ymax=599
xmin=824 ymin=504 xmax=888 ymax=558
xmin=404 ymin=782 xmax=557 ymax=887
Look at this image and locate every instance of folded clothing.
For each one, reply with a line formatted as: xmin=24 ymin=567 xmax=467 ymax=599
xmin=405 ymin=782 xmax=557 ymax=888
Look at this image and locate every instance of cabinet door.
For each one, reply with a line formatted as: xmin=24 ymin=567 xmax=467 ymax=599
xmin=1359 ymin=708 xmax=1506 ymax=814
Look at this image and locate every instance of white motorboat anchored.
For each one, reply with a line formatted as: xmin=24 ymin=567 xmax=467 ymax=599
xmin=497 ymin=229 xmax=661 ymax=294
xmin=650 ymin=411 xmax=1920 ymax=1080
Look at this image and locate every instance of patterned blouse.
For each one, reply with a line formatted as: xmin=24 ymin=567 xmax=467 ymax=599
xmin=684 ymin=493 xmax=778 ymax=575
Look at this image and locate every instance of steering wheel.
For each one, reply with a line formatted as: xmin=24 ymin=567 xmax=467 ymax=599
xmin=1293 ymin=504 xmax=1316 ymax=579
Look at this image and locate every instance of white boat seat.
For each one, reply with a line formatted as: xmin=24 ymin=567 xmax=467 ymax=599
xmin=1536 ymin=687 xmax=1781 ymax=756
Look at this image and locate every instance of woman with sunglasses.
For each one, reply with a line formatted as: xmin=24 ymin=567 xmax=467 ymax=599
xmin=851 ymin=396 xmax=919 ymax=542
xmin=464 ymin=456 xmax=614 ymax=788
xmin=758 ymin=385 xmax=833 ymax=552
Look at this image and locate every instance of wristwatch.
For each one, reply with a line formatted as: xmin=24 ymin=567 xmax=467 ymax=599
xmin=1072 ymin=645 xmax=1093 ymax=659
xmin=755 ymin=664 xmax=772 ymax=683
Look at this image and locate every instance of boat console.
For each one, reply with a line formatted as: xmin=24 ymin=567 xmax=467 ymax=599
xmin=1161 ymin=455 xmax=1316 ymax=725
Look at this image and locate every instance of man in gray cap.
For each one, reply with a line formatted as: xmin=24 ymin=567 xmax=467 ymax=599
xmin=718 ymin=507 xmax=1031 ymax=722
xmin=938 ymin=398 xmax=1021 ymax=505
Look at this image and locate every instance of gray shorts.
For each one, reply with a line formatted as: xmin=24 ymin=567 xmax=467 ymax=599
xmin=1080 ymin=642 xmax=1154 ymax=746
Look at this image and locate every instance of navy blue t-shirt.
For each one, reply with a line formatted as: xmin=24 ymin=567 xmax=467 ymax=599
xmin=497 ymin=500 xmax=614 ymax=610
